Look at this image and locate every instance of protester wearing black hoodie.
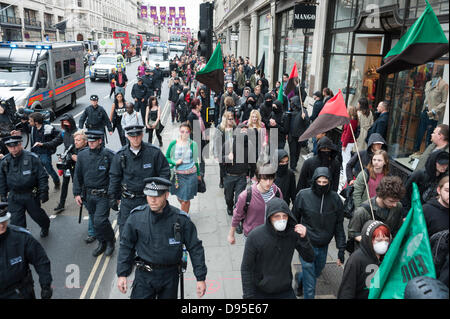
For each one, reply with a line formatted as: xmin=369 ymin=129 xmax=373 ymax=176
xmin=292 ymin=167 xmax=346 ymax=299
xmin=241 ymin=197 xmax=314 ymax=299
xmin=270 ymin=100 xmax=287 ymax=149
xmin=54 ymin=114 xmax=78 ymax=213
xmin=423 ymin=175 xmax=449 ymax=237
xmin=240 ymin=93 xmax=258 ymax=122
xmin=338 ymin=220 xmax=391 ymax=299
xmin=297 ymin=136 xmax=340 ymax=193
xmin=346 ymin=133 xmax=387 ymax=184
xmin=402 ymin=149 xmax=449 ymax=215
xmin=259 ymin=93 xmax=273 ymax=129
xmin=284 ymin=95 xmax=310 ymax=171
xmin=274 ymin=149 xmax=296 ymax=207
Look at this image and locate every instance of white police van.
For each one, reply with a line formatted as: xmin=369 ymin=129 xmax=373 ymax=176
xmin=0 ymin=42 xmax=86 ymax=112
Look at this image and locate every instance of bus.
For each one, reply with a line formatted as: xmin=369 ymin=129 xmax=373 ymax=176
xmin=113 ymin=31 xmax=143 ymax=56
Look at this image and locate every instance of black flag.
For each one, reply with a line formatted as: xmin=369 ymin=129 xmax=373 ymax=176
xmin=257 ymin=52 xmax=265 ymax=76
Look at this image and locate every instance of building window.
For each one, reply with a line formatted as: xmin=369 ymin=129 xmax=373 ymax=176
xmin=78 ymin=0 xmax=83 ymax=7
xmin=257 ymin=11 xmax=271 ymax=76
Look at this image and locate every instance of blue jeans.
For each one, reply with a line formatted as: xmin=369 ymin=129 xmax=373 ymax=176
xmin=414 ymin=109 xmax=438 ymax=151
xmin=296 ymin=246 xmax=328 ymax=299
xmin=38 ymin=153 xmax=59 ymax=184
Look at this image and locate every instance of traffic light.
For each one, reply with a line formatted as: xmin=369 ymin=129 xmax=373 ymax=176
xmin=198 ymin=29 xmax=212 ymax=61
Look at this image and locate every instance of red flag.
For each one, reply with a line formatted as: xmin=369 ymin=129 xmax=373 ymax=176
xmin=284 ymin=62 xmax=299 ymax=99
xmin=299 ymin=89 xmax=350 ymax=141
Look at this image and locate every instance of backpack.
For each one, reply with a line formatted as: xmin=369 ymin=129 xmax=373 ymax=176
xmin=243 ymin=185 xmax=281 ymax=216
xmin=345 ymin=201 xmax=372 ymax=254
xmin=430 ymin=230 xmax=449 ymax=278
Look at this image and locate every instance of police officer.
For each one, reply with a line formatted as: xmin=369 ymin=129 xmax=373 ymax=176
xmin=79 ymin=95 xmax=113 ymax=139
xmin=153 ymin=64 xmax=163 ymax=99
xmin=141 ymin=68 xmax=155 ymax=99
xmin=73 ymin=131 xmax=116 ymax=257
xmin=108 ymin=125 xmax=170 ymax=235
xmin=0 ymin=135 xmax=50 ymax=237
xmin=0 ymin=202 xmax=53 ymax=299
xmin=117 ymin=177 xmax=207 ymax=299
xmin=131 ymin=77 xmax=149 ymax=125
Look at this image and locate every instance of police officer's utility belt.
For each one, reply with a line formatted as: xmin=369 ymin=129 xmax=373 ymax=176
xmin=12 ymin=187 xmax=38 ymax=195
xmin=121 ymin=188 xmax=145 ymax=199
xmin=0 ymin=271 xmax=33 ymax=294
xmin=134 ymin=257 xmax=179 ymax=272
xmin=87 ymin=188 xmax=108 ymax=196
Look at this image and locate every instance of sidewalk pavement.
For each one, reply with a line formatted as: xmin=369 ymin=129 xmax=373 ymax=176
xmin=109 ymin=103 xmax=347 ymax=299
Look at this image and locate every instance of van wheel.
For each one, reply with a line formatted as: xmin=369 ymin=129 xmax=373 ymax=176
xmin=69 ymin=93 xmax=77 ymax=109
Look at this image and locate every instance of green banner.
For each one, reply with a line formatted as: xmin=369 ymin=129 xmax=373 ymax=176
xmin=368 ymin=183 xmax=436 ymax=299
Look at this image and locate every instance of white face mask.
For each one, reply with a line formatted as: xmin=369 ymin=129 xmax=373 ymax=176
xmin=273 ymin=219 xmax=287 ymax=232
xmin=373 ymin=241 xmax=389 ymax=255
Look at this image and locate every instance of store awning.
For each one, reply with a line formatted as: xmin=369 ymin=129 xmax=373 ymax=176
xmin=353 ymin=5 xmax=404 ymax=33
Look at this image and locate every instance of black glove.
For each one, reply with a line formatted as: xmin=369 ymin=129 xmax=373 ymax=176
xmin=41 ymin=285 xmax=53 ymax=299
xmin=338 ymin=250 xmax=345 ymax=264
xmin=40 ymin=193 xmax=49 ymax=204
xmin=109 ymin=198 xmax=119 ymax=211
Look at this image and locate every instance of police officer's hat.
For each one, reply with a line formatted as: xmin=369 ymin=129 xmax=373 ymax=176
xmin=143 ymin=177 xmax=172 ymax=197
xmin=137 ymin=76 xmax=143 ymax=82
xmin=0 ymin=202 xmax=11 ymax=223
xmin=90 ymin=94 xmax=99 ymax=101
xmin=155 ymin=63 xmax=160 ymax=67
xmin=124 ymin=125 xmax=144 ymax=136
xmin=86 ymin=130 xmax=104 ymax=141
xmin=2 ymin=135 xmax=23 ymax=146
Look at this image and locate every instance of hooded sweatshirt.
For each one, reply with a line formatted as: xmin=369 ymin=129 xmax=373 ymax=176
xmin=232 ymin=182 xmax=283 ymax=237
xmin=241 ymin=197 xmax=314 ymax=298
xmin=403 ymin=149 xmax=449 ymax=214
xmin=423 ymin=197 xmax=449 ymax=237
xmin=60 ymin=113 xmax=77 ymax=151
xmin=338 ymin=220 xmax=390 ymax=299
xmin=346 ymin=133 xmax=387 ymax=183
xmin=274 ymin=149 xmax=296 ymax=206
xmin=292 ymin=167 xmax=346 ymax=250
xmin=297 ymin=136 xmax=341 ymax=193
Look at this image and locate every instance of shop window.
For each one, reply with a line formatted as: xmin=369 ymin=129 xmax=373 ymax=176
xmin=386 ymin=61 xmax=449 ymax=169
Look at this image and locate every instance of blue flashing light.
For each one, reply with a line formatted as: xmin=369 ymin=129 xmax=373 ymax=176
xmin=10 ymin=44 xmax=17 ymax=48
xmin=36 ymin=45 xmax=42 ymax=49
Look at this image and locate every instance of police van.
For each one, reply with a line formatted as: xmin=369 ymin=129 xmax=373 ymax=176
xmin=0 ymin=42 xmax=86 ymax=112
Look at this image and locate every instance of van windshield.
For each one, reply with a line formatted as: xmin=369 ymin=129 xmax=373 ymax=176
xmin=148 ymin=54 xmax=165 ymax=62
xmin=0 ymin=68 xmax=34 ymax=87
xmin=95 ymin=56 xmax=117 ymax=65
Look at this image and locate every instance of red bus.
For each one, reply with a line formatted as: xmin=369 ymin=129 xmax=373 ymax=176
xmin=113 ymin=31 xmax=143 ymax=56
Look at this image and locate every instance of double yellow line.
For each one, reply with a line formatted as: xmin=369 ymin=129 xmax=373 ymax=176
xmin=79 ymin=219 xmax=120 ymax=299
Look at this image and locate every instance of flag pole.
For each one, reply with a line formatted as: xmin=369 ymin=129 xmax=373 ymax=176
xmin=348 ymin=123 xmax=375 ymax=220
xmin=295 ymin=63 xmax=305 ymax=118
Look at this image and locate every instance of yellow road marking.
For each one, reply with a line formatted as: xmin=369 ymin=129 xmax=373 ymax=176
xmin=79 ymin=219 xmax=117 ymax=299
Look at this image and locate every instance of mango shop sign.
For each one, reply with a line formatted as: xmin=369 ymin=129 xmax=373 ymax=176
xmin=293 ymin=3 xmax=317 ymax=29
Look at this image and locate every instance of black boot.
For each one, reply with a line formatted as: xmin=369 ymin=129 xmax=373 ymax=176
xmin=40 ymin=227 xmax=49 ymax=238
xmin=54 ymin=203 xmax=65 ymax=214
xmin=92 ymin=241 xmax=106 ymax=257
xmin=104 ymin=240 xmax=115 ymax=256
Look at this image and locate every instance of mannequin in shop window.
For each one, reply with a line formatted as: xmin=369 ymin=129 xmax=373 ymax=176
xmin=348 ymin=60 xmax=362 ymax=107
xmin=413 ymin=65 xmax=448 ymax=156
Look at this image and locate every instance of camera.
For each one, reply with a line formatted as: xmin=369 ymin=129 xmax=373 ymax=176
xmin=56 ymin=145 xmax=74 ymax=171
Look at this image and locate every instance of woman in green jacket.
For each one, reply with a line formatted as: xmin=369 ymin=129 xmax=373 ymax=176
xmin=165 ymin=122 xmax=201 ymax=213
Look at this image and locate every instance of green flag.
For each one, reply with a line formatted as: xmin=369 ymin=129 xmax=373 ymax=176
xmin=195 ymin=42 xmax=224 ymax=93
xmin=277 ymin=81 xmax=284 ymax=103
xmin=368 ymin=183 xmax=436 ymax=299
xmin=377 ymin=0 xmax=449 ymax=74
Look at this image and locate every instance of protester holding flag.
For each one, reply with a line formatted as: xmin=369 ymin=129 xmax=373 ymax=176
xmin=348 ymin=176 xmax=405 ymax=249
xmin=338 ymin=220 xmax=391 ymax=299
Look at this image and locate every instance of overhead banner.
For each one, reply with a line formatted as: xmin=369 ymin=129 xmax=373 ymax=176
xmin=153 ymin=17 xmax=158 ymax=25
xmin=167 ymin=16 xmax=173 ymax=25
xmin=161 ymin=17 xmax=166 ymax=25
xmin=168 ymin=27 xmax=172 ymax=33
xmin=174 ymin=17 xmax=180 ymax=26
xmin=169 ymin=6 xmax=176 ymax=17
xmin=160 ymin=6 xmax=166 ymax=20
xmin=293 ymin=3 xmax=317 ymax=29
xmin=140 ymin=5 xmax=147 ymax=18
xmin=150 ymin=6 xmax=157 ymax=18
xmin=179 ymin=7 xmax=185 ymax=18
xmin=181 ymin=17 xmax=186 ymax=26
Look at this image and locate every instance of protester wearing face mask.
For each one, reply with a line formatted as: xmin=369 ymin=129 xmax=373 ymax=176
xmin=241 ymin=197 xmax=314 ymax=299
xmin=338 ymin=220 xmax=391 ymax=299
xmin=292 ymin=167 xmax=346 ymax=298
xmin=240 ymin=93 xmax=258 ymax=122
xmin=274 ymin=150 xmax=296 ymax=207
xmin=297 ymin=136 xmax=341 ymax=193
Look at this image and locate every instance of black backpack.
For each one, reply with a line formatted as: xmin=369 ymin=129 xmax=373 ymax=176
xmin=430 ymin=230 xmax=449 ymax=279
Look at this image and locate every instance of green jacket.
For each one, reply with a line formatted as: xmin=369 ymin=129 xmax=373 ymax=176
xmin=352 ymin=169 xmax=371 ymax=209
xmin=234 ymin=71 xmax=246 ymax=89
xmin=165 ymin=139 xmax=200 ymax=176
